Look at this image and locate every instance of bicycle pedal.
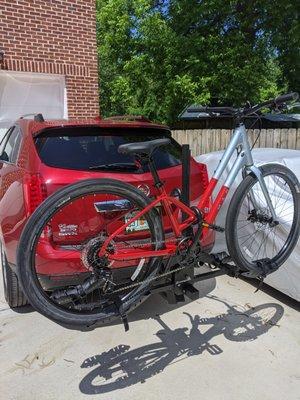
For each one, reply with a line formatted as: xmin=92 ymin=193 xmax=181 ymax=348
xmin=181 ymin=282 xmax=199 ymax=301
xmin=202 ymin=223 xmax=225 ymax=232
xmin=205 ymin=344 xmax=223 ymax=355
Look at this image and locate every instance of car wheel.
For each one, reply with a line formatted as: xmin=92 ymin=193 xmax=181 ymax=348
xmin=1 ymin=241 xmax=28 ymax=308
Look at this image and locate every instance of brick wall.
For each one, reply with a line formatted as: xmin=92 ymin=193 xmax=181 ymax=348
xmin=0 ymin=0 xmax=99 ymax=118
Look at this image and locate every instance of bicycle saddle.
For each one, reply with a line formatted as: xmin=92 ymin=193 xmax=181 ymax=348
xmin=118 ymin=138 xmax=171 ymax=156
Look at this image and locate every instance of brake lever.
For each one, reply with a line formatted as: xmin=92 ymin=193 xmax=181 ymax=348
xmin=240 ymin=101 xmax=252 ymax=117
xmin=273 ymin=102 xmax=287 ymax=113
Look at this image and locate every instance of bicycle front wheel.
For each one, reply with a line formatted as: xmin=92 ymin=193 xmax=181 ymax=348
xmin=17 ymin=178 xmax=164 ymax=327
xmin=226 ymin=164 xmax=300 ymax=272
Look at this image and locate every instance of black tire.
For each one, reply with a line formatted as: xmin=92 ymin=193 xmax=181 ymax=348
xmin=17 ymin=179 xmax=164 ymax=327
xmin=226 ymin=164 xmax=300 ymax=272
xmin=1 ymin=241 xmax=28 ymax=308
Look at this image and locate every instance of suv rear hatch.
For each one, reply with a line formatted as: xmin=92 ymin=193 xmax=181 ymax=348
xmin=34 ymin=125 xmax=208 ymax=202
xmin=32 ymin=125 xmax=214 ymax=277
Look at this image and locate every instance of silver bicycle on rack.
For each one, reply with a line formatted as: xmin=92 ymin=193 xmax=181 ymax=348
xmin=183 ymin=92 xmax=300 ymax=274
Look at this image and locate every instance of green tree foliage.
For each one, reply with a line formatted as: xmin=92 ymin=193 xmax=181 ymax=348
xmin=96 ymin=0 xmax=299 ymax=124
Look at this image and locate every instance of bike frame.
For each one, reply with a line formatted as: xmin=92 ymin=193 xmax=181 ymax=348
xmin=99 ymin=123 xmax=277 ymax=261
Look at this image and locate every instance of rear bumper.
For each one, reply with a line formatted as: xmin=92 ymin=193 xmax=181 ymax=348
xmin=37 ymin=265 xmax=137 ymax=291
xmin=38 ymin=272 xmax=90 ymax=291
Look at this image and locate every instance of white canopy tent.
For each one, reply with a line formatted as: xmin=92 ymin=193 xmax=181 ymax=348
xmin=0 ymin=70 xmax=67 ymax=139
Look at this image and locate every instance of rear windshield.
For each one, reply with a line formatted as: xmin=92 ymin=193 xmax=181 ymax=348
xmin=34 ymin=127 xmax=182 ymax=172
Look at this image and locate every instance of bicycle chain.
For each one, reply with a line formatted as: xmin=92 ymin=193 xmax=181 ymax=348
xmin=73 ymin=263 xmax=189 ymax=311
xmin=108 ymin=263 xmax=187 ymax=294
xmin=103 ymin=236 xmax=192 ymax=294
xmin=115 ymin=236 xmax=180 ymax=250
xmin=70 ymin=237 xmax=192 ymax=308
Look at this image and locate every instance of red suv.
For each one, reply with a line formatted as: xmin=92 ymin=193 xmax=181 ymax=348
xmin=0 ymin=115 xmax=214 ymax=308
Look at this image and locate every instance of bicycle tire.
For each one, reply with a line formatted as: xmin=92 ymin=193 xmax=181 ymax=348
xmin=17 ymin=178 xmax=164 ymax=327
xmin=226 ymin=163 xmax=300 ymax=272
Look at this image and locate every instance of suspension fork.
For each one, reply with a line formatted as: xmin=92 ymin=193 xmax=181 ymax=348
xmin=242 ymin=168 xmax=261 ymax=211
xmin=246 ymin=165 xmax=278 ymax=222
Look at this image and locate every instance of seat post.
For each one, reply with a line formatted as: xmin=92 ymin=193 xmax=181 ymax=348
xmin=144 ymin=156 xmax=163 ymax=188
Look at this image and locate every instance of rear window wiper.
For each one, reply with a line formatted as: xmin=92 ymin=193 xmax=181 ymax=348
xmin=88 ymin=163 xmax=140 ymax=171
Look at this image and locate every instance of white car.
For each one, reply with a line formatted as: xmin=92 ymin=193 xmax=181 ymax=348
xmin=196 ymin=148 xmax=300 ymax=301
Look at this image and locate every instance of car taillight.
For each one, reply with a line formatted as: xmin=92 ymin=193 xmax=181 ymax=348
xmin=197 ymin=162 xmax=209 ymax=191
xmin=24 ymin=173 xmax=47 ymax=215
xmin=197 ymin=163 xmax=211 ymax=215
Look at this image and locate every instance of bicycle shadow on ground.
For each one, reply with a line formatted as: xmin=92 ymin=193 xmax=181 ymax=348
xmin=79 ymin=295 xmax=284 ymax=395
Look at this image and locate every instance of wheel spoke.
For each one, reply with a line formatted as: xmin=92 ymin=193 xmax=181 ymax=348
xmin=233 ymin=170 xmax=297 ymax=267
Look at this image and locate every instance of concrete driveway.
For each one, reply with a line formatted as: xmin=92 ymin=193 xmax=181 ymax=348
xmin=0 ymin=271 xmax=299 ymax=400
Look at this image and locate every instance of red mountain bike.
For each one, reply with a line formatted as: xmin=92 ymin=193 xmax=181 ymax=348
xmin=17 ymin=93 xmax=300 ymax=329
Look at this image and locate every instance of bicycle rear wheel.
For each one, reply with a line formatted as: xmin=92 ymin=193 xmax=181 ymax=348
xmin=226 ymin=164 xmax=300 ymax=273
xmin=17 ymin=179 xmax=164 ymax=327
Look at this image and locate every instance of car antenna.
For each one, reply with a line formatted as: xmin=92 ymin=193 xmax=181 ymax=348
xmin=34 ymin=113 xmax=45 ymax=122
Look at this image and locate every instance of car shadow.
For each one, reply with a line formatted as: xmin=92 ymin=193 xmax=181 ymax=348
xmin=78 ymin=295 xmax=284 ymax=395
xmin=9 ymin=274 xmax=299 ymax=324
xmin=241 ymin=277 xmax=300 ymax=311
xmin=65 ymin=276 xmax=217 ymax=331
xmin=11 ymin=303 xmax=34 ymax=314
xmin=10 ymin=267 xmax=216 ymax=318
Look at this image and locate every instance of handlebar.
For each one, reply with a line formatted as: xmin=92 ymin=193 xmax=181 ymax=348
xmin=182 ymin=92 xmax=299 ymax=120
xmin=274 ymin=92 xmax=299 ymax=104
xmin=187 ymin=106 xmax=236 ymax=115
xmin=244 ymin=92 xmax=299 ymax=117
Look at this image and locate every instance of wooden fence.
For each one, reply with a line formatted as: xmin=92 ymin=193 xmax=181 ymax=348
xmin=172 ymin=128 xmax=300 ymax=156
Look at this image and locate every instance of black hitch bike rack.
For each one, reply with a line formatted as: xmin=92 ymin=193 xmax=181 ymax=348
xmin=181 ymin=144 xmax=191 ymax=216
xmin=157 ymin=143 xmax=239 ymax=306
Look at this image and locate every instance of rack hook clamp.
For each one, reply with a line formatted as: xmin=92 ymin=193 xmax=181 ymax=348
xmin=256 ymin=258 xmax=279 ymax=276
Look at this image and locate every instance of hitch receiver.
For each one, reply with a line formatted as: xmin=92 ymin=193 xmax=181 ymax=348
xmin=181 ymin=282 xmax=199 ymax=301
xmin=160 ymin=290 xmax=185 ymax=304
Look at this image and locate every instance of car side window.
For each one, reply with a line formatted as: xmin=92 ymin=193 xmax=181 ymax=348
xmin=0 ymin=127 xmax=13 ymax=156
xmin=10 ymin=127 xmax=22 ymax=163
xmin=1 ymin=127 xmax=22 ymax=164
